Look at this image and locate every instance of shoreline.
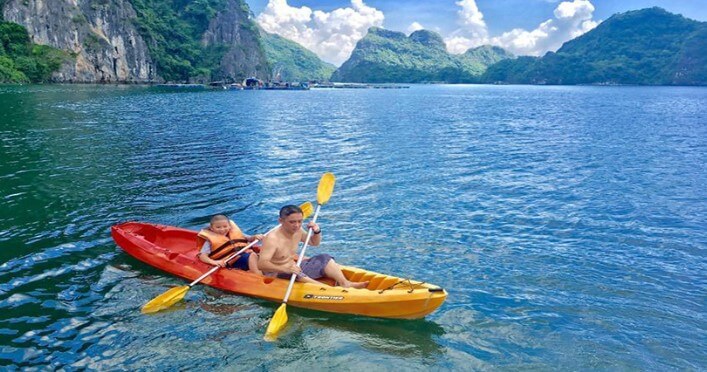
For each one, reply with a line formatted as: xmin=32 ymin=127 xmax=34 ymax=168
xmin=2 ymin=82 xmax=706 ymax=88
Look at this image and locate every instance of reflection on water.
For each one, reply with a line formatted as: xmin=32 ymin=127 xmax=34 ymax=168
xmin=193 ymin=298 xmax=446 ymax=359
xmin=304 ymin=314 xmax=445 ymax=358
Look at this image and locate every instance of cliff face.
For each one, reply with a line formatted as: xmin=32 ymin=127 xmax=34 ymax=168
xmin=202 ymin=1 xmax=269 ymax=81
xmin=2 ymin=0 xmax=157 ymax=82
xmin=1 ymin=0 xmax=269 ymax=83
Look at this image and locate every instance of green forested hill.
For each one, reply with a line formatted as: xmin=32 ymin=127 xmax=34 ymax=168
xmin=0 ymin=22 xmax=70 ymax=83
xmin=482 ymin=8 xmax=707 ymax=85
xmin=672 ymin=25 xmax=707 ymax=85
xmin=331 ymin=28 xmax=512 ymax=83
xmin=260 ymin=30 xmax=335 ymax=82
xmin=458 ymin=45 xmax=515 ymax=77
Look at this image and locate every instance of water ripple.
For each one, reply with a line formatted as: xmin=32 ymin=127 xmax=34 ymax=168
xmin=0 ymin=85 xmax=705 ymax=369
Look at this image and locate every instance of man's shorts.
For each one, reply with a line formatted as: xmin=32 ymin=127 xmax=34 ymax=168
xmin=298 ymin=254 xmax=333 ymax=279
xmin=266 ymin=254 xmax=334 ymax=279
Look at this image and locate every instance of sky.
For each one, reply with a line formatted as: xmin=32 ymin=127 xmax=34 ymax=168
xmin=246 ymin=0 xmax=707 ymax=66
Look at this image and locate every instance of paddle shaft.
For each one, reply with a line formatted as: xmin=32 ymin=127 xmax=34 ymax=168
xmin=282 ymin=204 xmax=321 ymax=304
xmin=188 ymin=224 xmax=281 ymax=287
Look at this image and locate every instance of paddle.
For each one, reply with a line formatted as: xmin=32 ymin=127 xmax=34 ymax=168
xmin=141 ymin=201 xmax=314 ymax=314
xmin=265 ymin=172 xmax=336 ymax=341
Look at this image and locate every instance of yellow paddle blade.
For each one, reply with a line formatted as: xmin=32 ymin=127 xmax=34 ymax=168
xmin=299 ymin=201 xmax=314 ymax=219
xmin=141 ymin=285 xmax=190 ymax=314
xmin=317 ymin=173 xmax=336 ymax=205
xmin=264 ymin=303 xmax=288 ymax=341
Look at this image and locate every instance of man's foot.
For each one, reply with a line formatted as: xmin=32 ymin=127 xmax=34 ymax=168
xmin=352 ymin=281 xmax=369 ymax=289
xmin=341 ymin=281 xmax=369 ymax=289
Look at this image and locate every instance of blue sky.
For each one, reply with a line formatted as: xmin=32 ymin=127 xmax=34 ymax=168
xmin=247 ymin=0 xmax=707 ymax=65
xmin=246 ymin=0 xmax=706 ymax=33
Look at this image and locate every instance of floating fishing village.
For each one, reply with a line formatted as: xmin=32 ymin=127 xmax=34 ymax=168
xmin=158 ymin=78 xmax=410 ymax=91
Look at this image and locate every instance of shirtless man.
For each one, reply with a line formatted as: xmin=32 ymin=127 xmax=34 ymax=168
xmin=258 ymin=204 xmax=369 ymax=289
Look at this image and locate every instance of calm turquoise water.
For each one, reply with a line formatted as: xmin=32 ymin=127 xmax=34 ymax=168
xmin=0 ymin=84 xmax=705 ymax=370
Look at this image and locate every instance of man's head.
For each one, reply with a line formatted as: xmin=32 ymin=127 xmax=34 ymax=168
xmin=210 ymin=214 xmax=230 ymax=235
xmin=279 ymin=205 xmax=303 ymax=233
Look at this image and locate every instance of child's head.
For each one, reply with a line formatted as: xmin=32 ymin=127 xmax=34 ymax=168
xmin=210 ymin=215 xmax=230 ymax=235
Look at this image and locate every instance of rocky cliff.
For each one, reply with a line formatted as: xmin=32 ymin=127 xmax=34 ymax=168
xmin=200 ymin=0 xmax=269 ymax=82
xmin=3 ymin=0 xmax=157 ymax=82
xmin=180 ymin=0 xmax=270 ymax=80
xmin=1 ymin=0 xmax=269 ymax=83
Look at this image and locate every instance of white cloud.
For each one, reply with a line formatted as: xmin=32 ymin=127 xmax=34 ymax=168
xmin=445 ymin=0 xmax=600 ymax=56
xmin=257 ymin=0 xmax=384 ymax=66
xmin=455 ymin=0 xmax=489 ymax=40
xmin=444 ymin=0 xmax=490 ymax=54
xmin=255 ymin=0 xmax=600 ymax=65
xmin=407 ymin=22 xmax=424 ymax=34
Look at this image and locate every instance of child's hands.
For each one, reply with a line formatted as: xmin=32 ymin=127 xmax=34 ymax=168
xmin=216 ymin=258 xmax=228 ymax=268
xmin=251 ymin=234 xmax=265 ymax=242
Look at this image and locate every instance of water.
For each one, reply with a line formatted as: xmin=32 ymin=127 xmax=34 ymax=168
xmin=0 ymin=84 xmax=705 ymax=370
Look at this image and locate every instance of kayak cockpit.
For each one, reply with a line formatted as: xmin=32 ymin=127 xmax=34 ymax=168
xmin=340 ymin=266 xmax=440 ymax=292
xmin=115 ymin=222 xmax=198 ymax=254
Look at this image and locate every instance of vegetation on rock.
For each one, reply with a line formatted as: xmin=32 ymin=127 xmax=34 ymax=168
xmin=128 ymin=0 xmax=231 ymax=82
xmin=332 ymin=28 xmax=512 ymax=83
xmin=0 ymin=22 xmax=71 ymax=83
xmin=260 ymin=30 xmax=336 ymax=82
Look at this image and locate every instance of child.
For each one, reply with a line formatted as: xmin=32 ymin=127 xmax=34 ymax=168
xmin=197 ymin=214 xmax=263 ymax=275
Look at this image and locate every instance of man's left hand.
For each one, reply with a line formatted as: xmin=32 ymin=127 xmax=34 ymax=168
xmin=307 ymin=221 xmax=320 ymax=233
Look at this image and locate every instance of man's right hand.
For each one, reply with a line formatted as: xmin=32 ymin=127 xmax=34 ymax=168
xmin=287 ymin=262 xmax=302 ymax=275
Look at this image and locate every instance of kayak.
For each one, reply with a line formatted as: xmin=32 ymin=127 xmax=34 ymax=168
xmin=111 ymin=222 xmax=447 ymax=319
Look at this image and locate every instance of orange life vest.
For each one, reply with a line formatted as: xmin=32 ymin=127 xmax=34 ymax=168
xmin=196 ymin=220 xmax=249 ymax=260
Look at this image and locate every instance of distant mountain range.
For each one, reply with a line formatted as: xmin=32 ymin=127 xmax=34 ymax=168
xmin=331 ymin=8 xmax=706 ymax=86
xmin=482 ymin=7 xmax=707 ymax=85
xmin=332 ymin=7 xmax=706 ymax=86
xmin=1 ymin=3 xmax=704 ymax=85
xmin=331 ymin=28 xmax=513 ymax=83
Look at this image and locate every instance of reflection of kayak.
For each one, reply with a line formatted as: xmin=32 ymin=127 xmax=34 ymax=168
xmin=309 ymin=316 xmax=446 ymax=357
xmin=111 ymin=222 xmax=447 ymax=319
